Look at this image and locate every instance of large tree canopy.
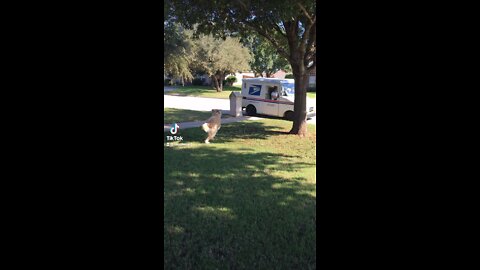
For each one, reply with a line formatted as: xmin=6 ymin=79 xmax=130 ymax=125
xmin=166 ymin=0 xmax=316 ymax=136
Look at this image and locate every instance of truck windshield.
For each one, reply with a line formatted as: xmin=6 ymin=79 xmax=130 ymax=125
xmin=281 ymin=83 xmax=295 ymax=96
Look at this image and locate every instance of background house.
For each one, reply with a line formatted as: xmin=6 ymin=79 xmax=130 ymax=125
xmin=269 ymin=70 xmax=287 ymax=79
xmin=230 ymin=70 xmax=288 ymax=85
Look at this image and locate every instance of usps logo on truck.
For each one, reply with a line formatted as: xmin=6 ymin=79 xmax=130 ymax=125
xmin=248 ymin=85 xmax=262 ymax=96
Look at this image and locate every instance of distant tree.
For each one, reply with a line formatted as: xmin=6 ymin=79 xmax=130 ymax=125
xmin=241 ymin=34 xmax=291 ymax=78
xmin=189 ymin=33 xmax=251 ymax=92
xmin=167 ymin=0 xmax=316 ymax=136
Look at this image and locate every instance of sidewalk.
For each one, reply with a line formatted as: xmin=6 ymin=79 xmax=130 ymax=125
xmin=164 ymin=86 xmax=178 ymax=92
xmin=164 ymin=116 xmax=262 ymax=132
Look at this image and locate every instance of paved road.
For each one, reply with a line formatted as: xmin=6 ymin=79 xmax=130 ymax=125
xmin=164 ymin=86 xmax=177 ymax=92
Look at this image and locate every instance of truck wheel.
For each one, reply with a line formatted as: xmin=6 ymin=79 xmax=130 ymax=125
xmin=246 ymin=105 xmax=257 ymax=116
xmin=284 ymin=111 xmax=294 ymax=121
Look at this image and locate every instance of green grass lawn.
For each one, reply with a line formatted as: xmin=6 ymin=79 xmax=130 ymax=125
xmin=164 ymin=119 xmax=316 ymax=269
xmin=166 ymin=85 xmax=241 ymax=99
xmin=164 ymin=108 xmax=232 ymax=124
xmin=166 ymin=85 xmax=316 ymax=100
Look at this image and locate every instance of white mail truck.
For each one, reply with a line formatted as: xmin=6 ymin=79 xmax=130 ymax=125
xmin=241 ymin=78 xmax=316 ymax=120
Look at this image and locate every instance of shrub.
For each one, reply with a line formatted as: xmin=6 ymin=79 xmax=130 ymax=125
xmin=164 ymin=79 xmax=172 ymax=86
xmin=192 ymin=78 xmax=205 ymax=86
xmin=285 ymin=74 xmax=294 ymax=79
xmin=307 ymin=86 xmax=316 ymax=92
xmin=226 ymin=76 xmax=237 ymax=85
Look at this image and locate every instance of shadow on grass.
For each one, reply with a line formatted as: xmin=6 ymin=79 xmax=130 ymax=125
xmin=217 ymin=121 xmax=293 ymax=143
xmin=165 ymin=121 xmax=291 ymax=144
xmin=165 ymin=119 xmax=316 ymax=147
xmin=164 ymin=146 xmax=316 ymax=269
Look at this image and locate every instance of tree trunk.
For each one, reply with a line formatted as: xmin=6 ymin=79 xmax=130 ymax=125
xmin=212 ymin=71 xmax=224 ymax=92
xmin=212 ymin=75 xmax=220 ymax=91
xmin=289 ymin=63 xmax=308 ymax=137
xmin=280 ymin=18 xmax=313 ymax=137
xmin=219 ymin=71 xmax=225 ymax=92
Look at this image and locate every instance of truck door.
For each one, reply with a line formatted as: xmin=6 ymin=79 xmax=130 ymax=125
xmin=262 ymin=84 xmax=280 ymax=116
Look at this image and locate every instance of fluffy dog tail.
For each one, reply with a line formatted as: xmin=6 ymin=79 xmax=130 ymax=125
xmin=201 ymin=123 xmax=210 ymax=133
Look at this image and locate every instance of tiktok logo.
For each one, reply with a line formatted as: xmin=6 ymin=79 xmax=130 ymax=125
xmin=170 ymin=123 xmax=179 ymax=134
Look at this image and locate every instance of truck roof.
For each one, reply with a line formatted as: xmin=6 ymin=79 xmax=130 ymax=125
xmin=242 ymin=78 xmax=294 ymax=84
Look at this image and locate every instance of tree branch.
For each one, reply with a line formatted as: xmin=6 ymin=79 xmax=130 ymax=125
xmin=304 ymin=51 xmax=314 ymax=64
xmin=299 ymin=8 xmax=317 ymax=60
xmin=235 ymin=0 xmax=249 ymax=13
xmin=297 ymin=2 xmax=314 ymax=25
xmin=283 ymin=20 xmax=298 ymax=60
xmin=304 ymin=23 xmax=316 ymax=63
xmin=307 ymin=55 xmax=316 ymax=71
xmin=244 ymin=21 xmax=290 ymax=60
xmin=282 ymin=20 xmax=292 ymax=38
xmin=298 ymin=18 xmax=312 ymax=57
xmin=295 ymin=17 xmax=300 ymax=39
xmin=271 ymin=20 xmax=287 ymax=38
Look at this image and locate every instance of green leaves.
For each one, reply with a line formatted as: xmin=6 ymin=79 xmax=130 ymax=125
xmin=242 ymin=34 xmax=290 ymax=77
xmin=190 ymin=34 xmax=252 ymax=77
xmin=164 ymin=23 xmax=194 ymax=83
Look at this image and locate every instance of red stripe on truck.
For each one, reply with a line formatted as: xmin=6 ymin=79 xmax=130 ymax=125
xmin=242 ymin=96 xmax=294 ymax=105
